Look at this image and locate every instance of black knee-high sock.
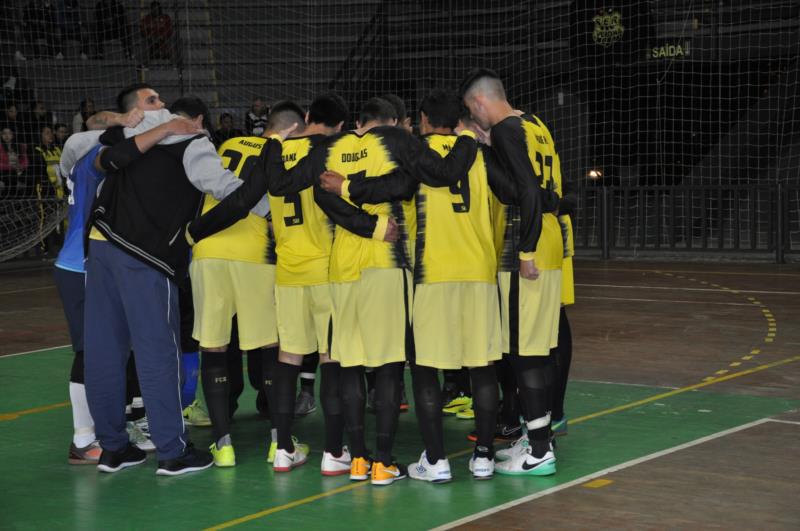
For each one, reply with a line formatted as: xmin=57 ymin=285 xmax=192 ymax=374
xmin=320 ymin=362 xmax=344 ymax=456
xmin=201 ymin=352 xmax=230 ymax=443
xmin=496 ymin=354 xmax=519 ymax=426
xmin=261 ymin=346 xmax=279 ymax=423
xmin=340 ymin=365 xmax=367 ymax=458
xmin=365 ymin=369 xmax=376 ymax=393
xmin=411 ymin=363 xmax=444 ymax=463
xmin=300 ymin=352 xmax=319 ymax=395
xmin=246 ymin=349 xmax=263 ymax=390
xmin=470 ymin=365 xmax=499 ymax=457
xmin=274 ymin=361 xmax=300 ymax=451
xmin=509 ymin=354 xmax=553 ymax=458
xmin=374 ymin=362 xmax=404 ymax=466
xmin=226 ymin=347 xmax=244 ymax=419
xmin=551 ymin=308 xmax=572 ymax=421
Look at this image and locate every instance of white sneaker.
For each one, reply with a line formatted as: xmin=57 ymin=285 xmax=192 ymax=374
xmin=15 ymin=50 xmax=26 ymax=61
xmin=321 ymin=446 xmax=352 ymax=476
xmin=126 ymin=420 xmax=155 ymax=452
xmin=273 ymin=443 xmax=308 ymax=472
xmin=407 ymin=451 xmax=452 ymax=483
xmin=469 ymin=454 xmax=495 ymax=479
xmin=496 ymin=434 xmax=528 ymax=461
xmin=495 ymin=445 xmax=556 ymax=476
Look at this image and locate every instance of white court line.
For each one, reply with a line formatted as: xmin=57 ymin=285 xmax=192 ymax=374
xmin=0 ymin=344 xmax=70 ymax=359
xmin=766 ymin=419 xmax=800 ymax=426
xmin=581 ymin=295 xmax=753 ymax=307
xmin=576 ymin=283 xmax=800 ymax=296
xmin=0 ymin=285 xmax=56 ymax=296
xmin=432 ymin=418 xmax=771 ymax=531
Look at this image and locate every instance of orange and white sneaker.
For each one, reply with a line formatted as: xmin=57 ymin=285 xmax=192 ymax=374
xmin=349 ymin=456 xmax=372 ymax=481
xmin=371 ymin=461 xmax=408 ymax=486
xmin=321 ymin=446 xmax=352 ymax=476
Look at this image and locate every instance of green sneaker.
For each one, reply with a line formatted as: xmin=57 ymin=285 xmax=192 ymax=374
xmin=456 ymin=407 xmax=475 ymax=420
xmin=268 ymin=436 xmax=308 ymax=464
xmin=210 ymin=438 xmax=236 ymax=467
xmin=442 ymin=395 xmax=472 ymax=415
xmin=183 ymin=400 xmax=211 ymax=427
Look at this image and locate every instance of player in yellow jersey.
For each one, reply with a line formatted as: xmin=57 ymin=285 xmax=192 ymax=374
xmin=261 ymin=96 xmax=356 ymax=475
xmin=189 ymin=116 xmax=292 ymax=467
xmin=461 ymin=68 xmax=564 ymax=477
xmin=323 ymin=90 xmax=510 ymax=481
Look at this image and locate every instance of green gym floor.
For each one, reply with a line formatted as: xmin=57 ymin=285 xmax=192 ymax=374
xmin=1 ymin=260 xmax=799 ymax=530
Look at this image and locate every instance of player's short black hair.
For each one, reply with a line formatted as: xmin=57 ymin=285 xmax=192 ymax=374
xmin=381 ymin=93 xmax=407 ymax=121
xmin=458 ymin=67 xmax=502 ymax=99
xmin=267 ymin=100 xmax=306 ymax=131
xmin=116 ymin=83 xmax=154 ymax=112
xmin=359 ymin=97 xmax=397 ymax=125
xmin=169 ymin=95 xmax=213 ymax=132
xmin=219 ymin=112 xmax=233 ymax=122
xmin=419 ymin=89 xmax=461 ymax=130
xmin=308 ymin=92 xmax=348 ymax=127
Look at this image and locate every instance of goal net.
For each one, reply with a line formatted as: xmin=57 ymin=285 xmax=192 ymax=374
xmin=2 ymin=0 xmax=798 ymax=261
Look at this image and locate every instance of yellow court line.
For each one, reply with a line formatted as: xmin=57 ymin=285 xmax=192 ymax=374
xmin=204 ymin=354 xmax=800 ymax=531
xmin=0 ymin=401 xmax=70 ymax=421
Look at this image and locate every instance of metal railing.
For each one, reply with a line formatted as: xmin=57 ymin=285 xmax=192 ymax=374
xmin=574 ymin=184 xmax=797 ymax=263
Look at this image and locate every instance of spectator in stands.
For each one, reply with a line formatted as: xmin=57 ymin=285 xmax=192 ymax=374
xmin=141 ymin=1 xmax=173 ymax=62
xmin=54 ymin=122 xmax=69 ymax=147
xmin=1 ymin=66 xmax=34 ymax=105
xmin=0 ymin=3 xmax=26 ymax=61
xmin=1 ymin=103 xmax=22 ymax=135
xmin=58 ymin=0 xmax=90 ymax=60
xmin=32 ymin=124 xmax=65 ymax=253
xmin=23 ymin=100 xmax=57 ymax=146
xmin=212 ymin=112 xmax=243 ymax=147
xmin=244 ymin=97 xmax=268 ymax=136
xmin=0 ymin=127 xmax=30 ymax=195
xmin=22 ymin=0 xmax=62 ymax=59
xmin=94 ymin=0 xmax=133 ymax=59
xmin=72 ymin=98 xmax=96 ymax=133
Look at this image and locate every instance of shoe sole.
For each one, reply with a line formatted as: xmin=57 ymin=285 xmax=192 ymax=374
xmin=213 ymin=460 xmax=236 ymax=467
xmin=273 ymin=458 xmax=307 ymax=472
xmin=294 ymin=406 xmax=317 ymax=417
xmin=371 ymin=475 xmax=407 ymax=485
xmin=184 ymin=419 xmax=212 ymax=427
xmin=155 ymin=461 xmax=214 ymax=476
xmin=495 ymin=461 xmax=556 ymax=477
xmin=350 ymin=473 xmax=370 ymax=481
xmin=69 ymin=457 xmax=100 ymax=465
xmin=472 ymin=473 xmax=494 ymax=480
xmin=408 ymin=473 xmax=452 ymax=484
xmin=321 ymin=468 xmax=351 ymax=476
xmin=97 ymin=457 xmax=146 ymax=473
xmin=467 ymin=434 xmax=520 ymax=443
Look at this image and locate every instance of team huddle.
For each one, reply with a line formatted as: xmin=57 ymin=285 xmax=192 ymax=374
xmin=55 ymin=67 xmax=575 ymax=484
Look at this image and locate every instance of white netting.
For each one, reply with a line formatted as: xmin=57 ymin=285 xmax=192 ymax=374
xmin=2 ymin=0 xmax=798 ymax=260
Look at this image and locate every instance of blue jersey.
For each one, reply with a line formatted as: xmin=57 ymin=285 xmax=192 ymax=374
xmin=55 ymin=146 xmax=105 ymax=273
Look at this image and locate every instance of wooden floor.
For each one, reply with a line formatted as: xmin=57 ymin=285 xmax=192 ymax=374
xmin=1 ymin=259 xmax=799 ymax=530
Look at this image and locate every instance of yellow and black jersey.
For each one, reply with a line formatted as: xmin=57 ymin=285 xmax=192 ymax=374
xmin=192 ymin=136 xmax=276 ymax=265
xmin=267 ymin=134 xmax=333 ymax=286
xmin=490 ymin=114 xmax=563 ymax=271
xmin=34 ymin=144 xmax=64 ymax=198
xmin=413 ymin=134 xmax=496 ymax=284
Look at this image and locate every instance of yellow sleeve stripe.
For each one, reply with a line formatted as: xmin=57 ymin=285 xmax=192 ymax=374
xmin=340 ymin=180 xmax=351 ymax=201
xmin=372 ymin=214 xmax=388 ymax=241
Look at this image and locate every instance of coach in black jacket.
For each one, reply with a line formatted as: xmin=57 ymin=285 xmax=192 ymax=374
xmin=82 ymin=97 xmax=273 ymax=476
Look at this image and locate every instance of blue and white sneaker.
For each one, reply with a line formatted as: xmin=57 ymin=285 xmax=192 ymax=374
xmin=468 ymin=453 xmax=495 ymax=480
xmin=407 ymin=451 xmax=452 ymax=483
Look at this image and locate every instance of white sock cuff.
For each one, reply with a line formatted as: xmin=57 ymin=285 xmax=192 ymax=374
xmin=526 ymin=413 xmax=551 ymax=431
xmin=299 ymin=372 xmax=316 ymax=380
xmin=131 ymin=397 xmax=144 ymax=409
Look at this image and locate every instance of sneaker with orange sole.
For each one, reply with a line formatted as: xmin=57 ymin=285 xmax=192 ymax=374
xmin=68 ymin=441 xmax=102 ymax=465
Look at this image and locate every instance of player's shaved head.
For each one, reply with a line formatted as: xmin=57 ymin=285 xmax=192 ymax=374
xmin=267 ymin=100 xmax=306 ymax=134
xmin=459 ymin=68 xmax=506 ymax=103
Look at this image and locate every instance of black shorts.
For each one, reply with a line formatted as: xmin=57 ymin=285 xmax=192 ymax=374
xmin=53 ymin=267 xmax=85 ymax=353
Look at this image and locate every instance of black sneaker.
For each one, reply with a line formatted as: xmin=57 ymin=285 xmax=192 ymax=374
xmin=156 ymin=444 xmax=214 ymax=476
xmin=97 ymin=443 xmax=147 ymax=473
xmin=467 ymin=423 xmax=523 ymax=443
